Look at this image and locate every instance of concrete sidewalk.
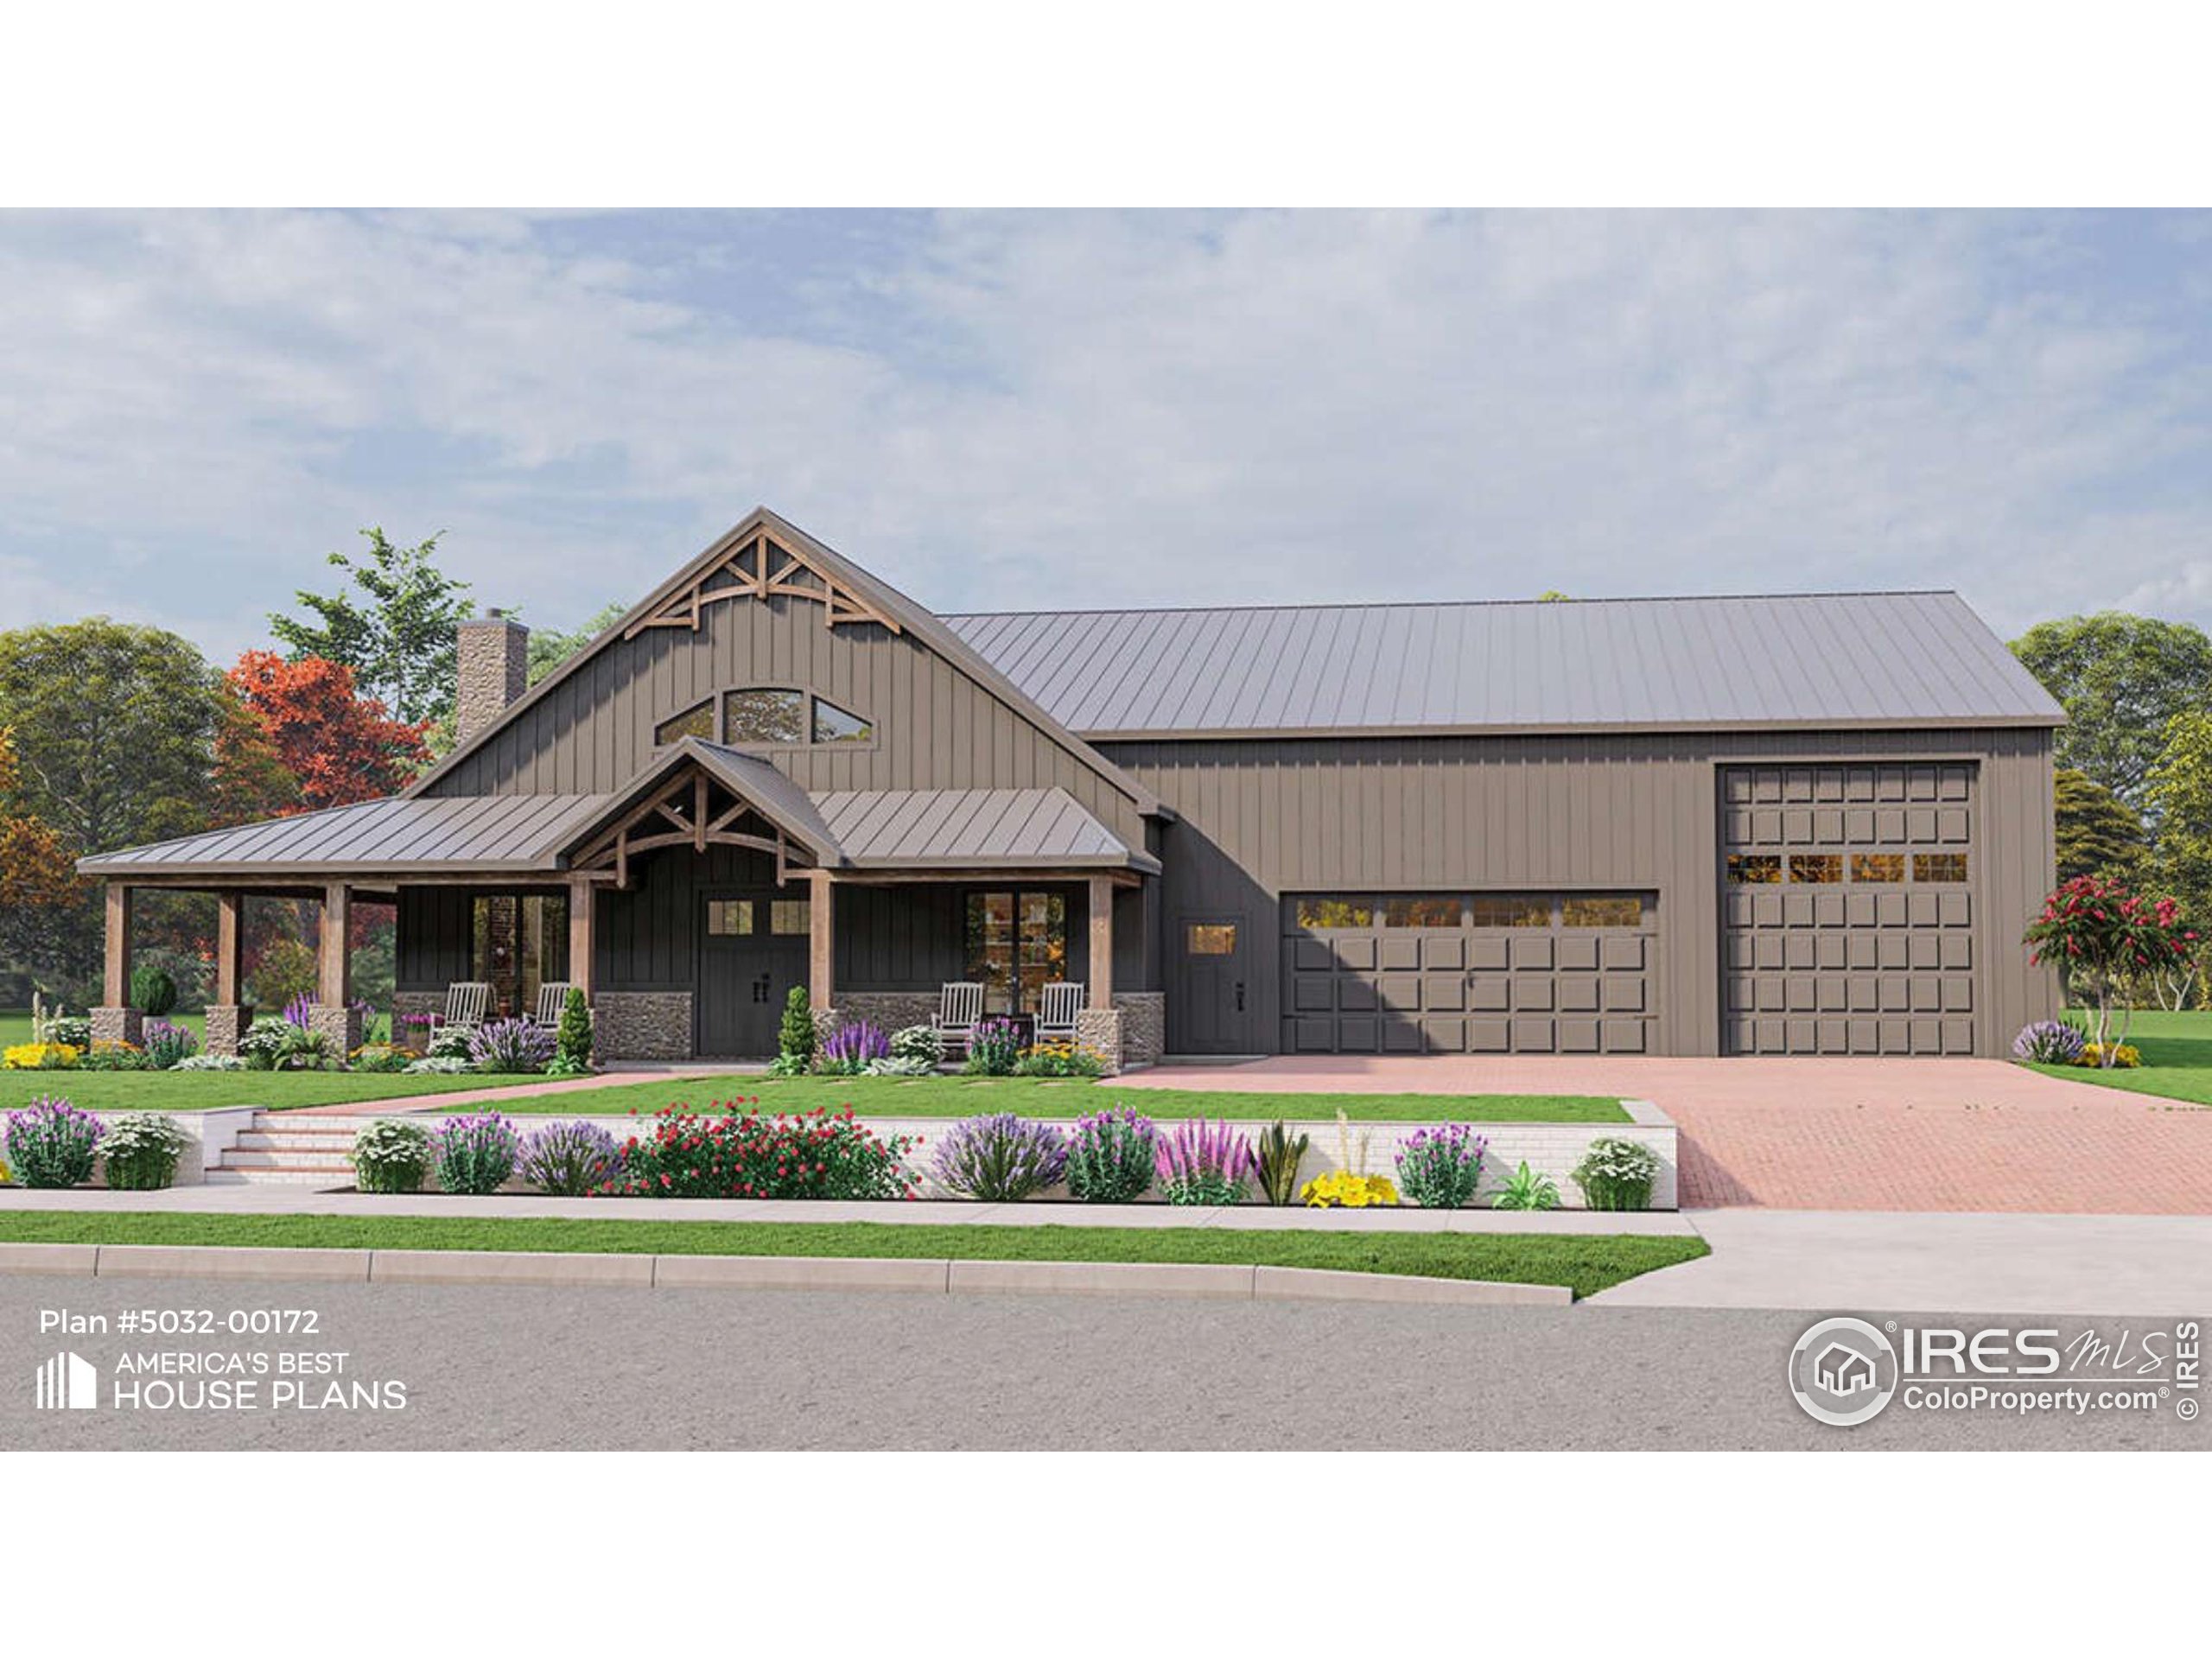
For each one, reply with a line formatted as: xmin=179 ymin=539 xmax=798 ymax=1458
xmin=1590 ymin=1208 xmax=2212 ymax=1315
xmin=0 ymin=1185 xmax=1694 ymax=1234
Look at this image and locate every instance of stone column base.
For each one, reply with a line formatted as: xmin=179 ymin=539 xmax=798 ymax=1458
xmin=204 ymin=1005 xmax=255 ymax=1057
xmin=1074 ymin=1007 xmax=1124 ymax=1075
xmin=593 ymin=991 xmax=694 ymax=1061
xmin=1112 ymin=991 xmax=1165 ymax=1068
xmin=91 ymin=1007 xmax=143 ymax=1047
xmin=307 ymin=1004 xmax=363 ymax=1060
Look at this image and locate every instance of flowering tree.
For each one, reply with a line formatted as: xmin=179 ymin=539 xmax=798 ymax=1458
xmin=221 ymin=651 xmax=433 ymax=816
xmin=2023 ymin=874 xmax=2196 ymax=1064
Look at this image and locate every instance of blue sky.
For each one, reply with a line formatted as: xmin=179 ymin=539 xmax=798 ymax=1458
xmin=2 ymin=209 xmax=2208 ymax=665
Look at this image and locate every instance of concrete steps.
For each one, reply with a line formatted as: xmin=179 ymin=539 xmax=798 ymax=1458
xmin=205 ymin=1112 xmax=368 ymax=1189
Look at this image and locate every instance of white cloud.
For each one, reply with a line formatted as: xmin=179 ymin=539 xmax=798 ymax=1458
xmin=0 ymin=209 xmax=2206 ymax=664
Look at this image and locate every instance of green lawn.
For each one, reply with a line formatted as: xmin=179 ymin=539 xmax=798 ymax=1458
xmin=0 ymin=1071 xmax=554 ymax=1114
xmin=494 ymin=1074 xmax=1630 ymax=1122
xmin=1 ymin=1008 xmax=204 ymax=1047
xmin=0 ymin=1211 xmax=1705 ymax=1299
xmin=2027 ymin=1008 xmax=2212 ymax=1108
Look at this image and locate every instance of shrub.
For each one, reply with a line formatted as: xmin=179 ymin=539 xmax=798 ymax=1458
xmin=428 ymin=1023 xmax=476 ymax=1060
xmin=283 ymin=1027 xmax=339 ymax=1071
xmin=102 ymin=1113 xmax=188 ymax=1191
xmin=1300 ymin=1170 xmax=1399 ymax=1207
xmin=620 ymin=1104 xmax=918 ymax=1201
xmin=142 ymin=1020 xmax=199 ymax=1071
xmin=349 ymin=1043 xmax=410 ymax=1074
xmin=1065 ymin=1108 xmax=1157 ymax=1204
xmin=467 ymin=1017 xmax=556 ymax=1075
xmin=1252 ymin=1120 xmax=1310 ymax=1205
xmin=404 ymin=1056 xmax=478 ymax=1076
xmin=248 ymin=934 xmax=318 ymax=1013
xmin=1013 ymin=1040 xmax=1109 ymax=1077
xmin=1491 ymin=1160 xmax=1561 ymax=1211
xmin=434 ymin=1113 xmax=521 ymax=1195
xmin=1395 ymin=1122 xmax=1489 ymax=1209
xmin=1571 ymin=1137 xmax=1661 ymax=1211
xmin=931 ymin=1113 xmax=1069 ymax=1201
xmin=2013 ymin=1019 xmax=2087 ymax=1065
xmin=3 ymin=1042 xmax=79 ymax=1071
xmin=1155 ymin=1118 xmax=1252 ymax=1206
xmin=817 ymin=1019 xmax=890 ymax=1076
xmin=46 ymin=1015 xmax=92 ymax=1050
xmin=80 ymin=1040 xmax=152 ymax=1071
xmin=173 ymin=1053 xmax=246 ymax=1071
xmin=130 ymin=963 xmax=178 ymax=1016
xmin=2023 ymin=875 xmax=2195 ymax=1063
xmin=962 ymin=1016 xmax=1023 ymax=1076
xmin=2077 ymin=1041 xmax=2143 ymax=1069
xmin=552 ymin=988 xmax=594 ymax=1075
xmin=864 ymin=1056 xmax=936 ymax=1077
xmin=779 ymin=985 xmax=817 ymax=1071
xmin=3 ymin=1098 xmax=104 ymax=1188
xmin=351 ymin=1119 xmax=432 ymax=1194
xmin=889 ymin=1025 xmax=944 ymax=1067
xmin=238 ymin=1016 xmax=296 ymax=1071
xmin=519 ymin=1120 xmax=625 ymax=1196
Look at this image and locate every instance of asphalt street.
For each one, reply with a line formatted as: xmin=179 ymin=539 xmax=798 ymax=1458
xmin=2 ymin=1274 xmax=2203 ymax=1451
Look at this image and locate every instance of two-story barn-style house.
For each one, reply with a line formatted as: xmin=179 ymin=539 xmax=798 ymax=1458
xmin=80 ymin=507 xmax=2062 ymax=1067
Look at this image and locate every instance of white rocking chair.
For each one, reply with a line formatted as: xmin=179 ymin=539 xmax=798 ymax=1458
xmin=439 ymin=981 xmax=491 ymax=1034
xmin=1035 ymin=982 xmax=1084 ymax=1045
xmin=931 ymin=982 xmax=985 ymax=1059
xmin=533 ymin=982 xmax=574 ymax=1032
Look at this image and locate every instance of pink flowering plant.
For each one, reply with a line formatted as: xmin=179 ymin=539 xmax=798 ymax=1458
xmin=1155 ymin=1117 xmax=1252 ymax=1206
xmin=2023 ymin=874 xmax=2196 ymax=1065
xmin=3 ymin=1096 xmax=103 ymax=1188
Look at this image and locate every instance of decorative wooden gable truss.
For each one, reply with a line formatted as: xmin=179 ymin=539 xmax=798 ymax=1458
xmin=569 ymin=762 xmax=821 ymax=888
xmin=624 ymin=529 xmax=903 ymax=638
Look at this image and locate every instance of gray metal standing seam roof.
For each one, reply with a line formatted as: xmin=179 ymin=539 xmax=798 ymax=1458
xmin=942 ymin=591 xmax=2063 ymax=736
xmin=813 ymin=787 xmax=1157 ymax=871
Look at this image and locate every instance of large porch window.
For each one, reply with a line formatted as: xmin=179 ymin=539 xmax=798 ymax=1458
xmin=964 ymin=890 xmax=1068 ymax=1014
xmin=471 ymin=893 xmax=569 ymax=1019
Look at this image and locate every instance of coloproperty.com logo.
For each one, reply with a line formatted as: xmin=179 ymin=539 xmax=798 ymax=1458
xmin=1789 ymin=1316 xmax=2202 ymax=1427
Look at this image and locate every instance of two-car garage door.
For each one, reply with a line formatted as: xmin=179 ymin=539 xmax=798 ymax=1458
xmin=1721 ymin=764 xmax=1977 ymax=1055
xmin=1282 ymin=893 xmax=1657 ymax=1053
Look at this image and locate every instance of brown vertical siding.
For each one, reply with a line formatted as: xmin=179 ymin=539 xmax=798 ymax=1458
xmin=1105 ymin=727 xmax=2057 ymax=1057
xmin=427 ymin=594 xmax=1147 ymax=848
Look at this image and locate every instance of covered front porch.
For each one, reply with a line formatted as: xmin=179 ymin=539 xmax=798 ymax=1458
xmin=78 ymin=739 xmax=1163 ymax=1071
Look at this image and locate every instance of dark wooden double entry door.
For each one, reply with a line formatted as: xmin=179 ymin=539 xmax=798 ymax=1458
xmin=696 ymin=890 xmax=810 ymax=1057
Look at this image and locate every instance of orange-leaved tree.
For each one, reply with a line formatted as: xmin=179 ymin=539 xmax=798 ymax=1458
xmin=222 ymin=652 xmax=433 ymax=817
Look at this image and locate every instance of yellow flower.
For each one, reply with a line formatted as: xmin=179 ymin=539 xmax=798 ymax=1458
xmin=3 ymin=1041 xmax=80 ymax=1071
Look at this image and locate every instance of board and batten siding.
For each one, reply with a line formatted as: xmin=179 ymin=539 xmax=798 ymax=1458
xmin=425 ymin=593 xmax=1147 ymax=848
xmin=1103 ymin=727 xmax=2057 ymax=1057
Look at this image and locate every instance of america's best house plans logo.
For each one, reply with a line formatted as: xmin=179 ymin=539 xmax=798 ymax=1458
xmin=34 ymin=1351 xmax=99 ymax=1411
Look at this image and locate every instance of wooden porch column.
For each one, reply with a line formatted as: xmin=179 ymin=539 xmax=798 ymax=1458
xmin=319 ymin=881 xmax=352 ymax=1007
xmin=567 ymin=874 xmax=594 ymax=998
xmin=809 ymin=868 xmax=835 ymax=1010
xmin=1088 ymin=874 xmax=1114 ymax=1011
xmin=214 ymin=892 xmax=245 ymax=1005
xmin=102 ymin=884 xmax=134 ymax=1008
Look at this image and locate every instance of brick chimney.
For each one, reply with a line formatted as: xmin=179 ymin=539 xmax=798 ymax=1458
xmin=456 ymin=609 xmax=529 ymax=743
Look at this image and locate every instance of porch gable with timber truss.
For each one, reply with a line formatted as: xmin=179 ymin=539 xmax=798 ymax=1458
xmin=562 ymin=740 xmax=843 ymax=889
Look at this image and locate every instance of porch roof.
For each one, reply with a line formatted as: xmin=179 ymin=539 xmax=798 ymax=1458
xmin=79 ymin=761 xmax=1155 ymax=882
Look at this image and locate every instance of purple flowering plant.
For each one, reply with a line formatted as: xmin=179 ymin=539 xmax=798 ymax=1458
xmin=962 ymin=1015 xmax=1024 ymax=1076
xmin=434 ymin=1112 xmax=522 ymax=1195
xmin=1065 ymin=1107 xmax=1156 ymax=1204
xmin=931 ymin=1113 xmax=1069 ymax=1201
xmin=817 ymin=1019 xmax=891 ymax=1074
xmin=4 ymin=1096 xmax=104 ymax=1188
xmin=467 ymin=1017 xmax=556 ymax=1074
xmin=1394 ymin=1122 xmax=1489 ymax=1208
xmin=518 ymin=1120 xmax=626 ymax=1197
xmin=142 ymin=1019 xmax=199 ymax=1071
xmin=1155 ymin=1117 xmax=1252 ymax=1206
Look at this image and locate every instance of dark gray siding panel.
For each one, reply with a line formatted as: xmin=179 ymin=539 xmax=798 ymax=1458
xmin=836 ymin=882 xmax=1091 ymax=994
xmin=396 ymin=888 xmax=474 ymax=993
xmin=1109 ymin=728 xmax=2056 ymax=1057
xmin=428 ymin=594 xmax=1147 ymax=849
xmin=598 ymin=845 xmax=784 ymax=992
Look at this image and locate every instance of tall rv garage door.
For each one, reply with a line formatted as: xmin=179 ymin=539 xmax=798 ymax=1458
xmin=1721 ymin=764 xmax=1976 ymax=1055
xmin=1282 ymin=893 xmax=1657 ymax=1053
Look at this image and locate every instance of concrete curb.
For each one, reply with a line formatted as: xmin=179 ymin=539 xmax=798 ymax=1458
xmin=0 ymin=1241 xmax=1574 ymax=1306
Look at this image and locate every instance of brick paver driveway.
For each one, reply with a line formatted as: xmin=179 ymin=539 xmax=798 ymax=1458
xmin=1122 ymin=1057 xmax=2212 ymax=1214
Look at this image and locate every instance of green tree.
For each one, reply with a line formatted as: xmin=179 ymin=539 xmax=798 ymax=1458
xmin=2011 ymin=613 xmax=2212 ymax=804
xmin=2146 ymin=709 xmax=2212 ymax=948
xmin=0 ymin=620 xmax=229 ymax=852
xmin=269 ymin=528 xmax=475 ymax=725
xmin=2054 ymin=766 xmax=2145 ymax=882
xmin=526 ymin=600 xmax=630 ymax=687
